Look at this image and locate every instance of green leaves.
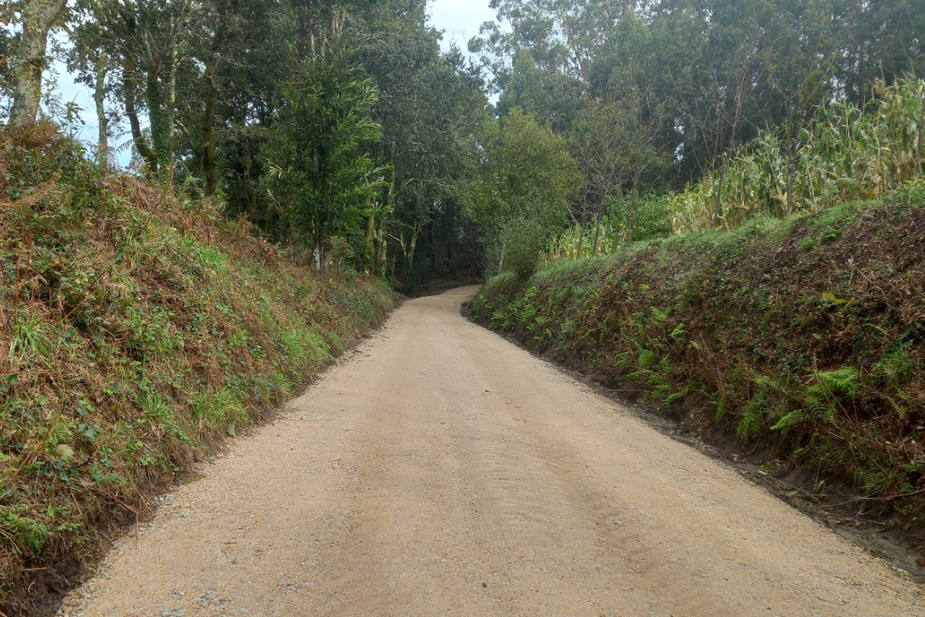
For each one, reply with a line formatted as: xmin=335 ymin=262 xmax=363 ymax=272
xmin=265 ymin=50 xmax=387 ymax=264
xmin=466 ymin=108 xmax=583 ymax=276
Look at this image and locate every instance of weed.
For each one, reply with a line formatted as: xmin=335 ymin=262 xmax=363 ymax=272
xmin=472 ymin=195 xmax=925 ymax=520
xmin=189 ymin=387 xmax=245 ymax=435
xmin=0 ymin=125 xmax=397 ymax=605
xmin=875 ymin=342 xmax=914 ymax=390
xmin=9 ymin=313 xmax=55 ymax=367
xmin=0 ymin=510 xmax=48 ymax=555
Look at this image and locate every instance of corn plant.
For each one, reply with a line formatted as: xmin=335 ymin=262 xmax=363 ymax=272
xmin=662 ymin=76 xmax=925 ymax=235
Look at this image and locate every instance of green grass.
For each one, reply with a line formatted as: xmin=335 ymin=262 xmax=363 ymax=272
xmin=473 ymin=191 xmax=925 ymax=522
xmin=0 ymin=125 xmax=396 ymax=611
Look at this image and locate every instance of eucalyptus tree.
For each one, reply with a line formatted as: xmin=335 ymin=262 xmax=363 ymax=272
xmin=177 ymin=0 xmax=292 ymax=197
xmin=839 ymin=0 xmax=925 ymax=105
xmin=68 ymin=0 xmax=122 ymax=165
xmin=350 ymin=0 xmax=488 ymax=280
xmin=470 ymin=0 xmax=625 ymax=90
xmin=78 ymin=0 xmax=198 ymax=172
xmin=496 ymin=50 xmax=583 ymax=133
xmin=572 ymin=95 xmax=665 ymax=250
xmin=4 ymin=0 xmax=70 ymax=128
xmin=757 ymin=0 xmax=842 ymax=215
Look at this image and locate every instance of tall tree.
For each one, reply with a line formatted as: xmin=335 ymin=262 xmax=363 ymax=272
xmin=467 ymin=108 xmax=582 ymax=275
xmin=352 ymin=0 xmax=488 ymax=280
xmin=265 ymin=51 xmax=386 ymax=268
xmin=5 ymin=0 xmax=69 ymax=127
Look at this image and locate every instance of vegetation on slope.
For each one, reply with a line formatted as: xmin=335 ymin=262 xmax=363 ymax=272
xmin=473 ymin=185 xmax=925 ymax=544
xmin=0 ymin=126 xmax=394 ymax=611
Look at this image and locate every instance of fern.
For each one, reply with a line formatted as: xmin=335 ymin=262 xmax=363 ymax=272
xmin=816 ymin=367 xmax=860 ymax=399
xmin=664 ymin=385 xmax=692 ymax=406
xmin=637 ymin=349 xmax=657 ymax=369
xmin=771 ymin=409 xmax=807 ymax=431
xmin=714 ymin=398 xmax=727 ymax=422
xmin=737 ymin=392 xmax=767 ymax=438
xmin=885 ymin=395 xmax=910 ymax=421
xmin=650 ymin=306 xmax=670 ymax=328
xmin=875 ymin=342 xmax=913 ymax=389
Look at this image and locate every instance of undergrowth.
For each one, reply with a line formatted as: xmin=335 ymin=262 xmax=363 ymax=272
xmin=0 ymin=124 xmax=395 ymax=612
xmin=473 ymin=188 xmax=925 ymax=542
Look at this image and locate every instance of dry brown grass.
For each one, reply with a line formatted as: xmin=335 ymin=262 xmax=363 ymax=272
xmin=0 ymin=125 xmax=395 ymax=615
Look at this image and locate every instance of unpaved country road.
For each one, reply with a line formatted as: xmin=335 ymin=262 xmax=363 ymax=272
xmin=60 ymin=286 xmax=923 ymax=617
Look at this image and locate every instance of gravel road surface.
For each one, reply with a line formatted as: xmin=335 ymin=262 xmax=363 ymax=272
xmin=58 ymin=286 xmax=923 ymax=617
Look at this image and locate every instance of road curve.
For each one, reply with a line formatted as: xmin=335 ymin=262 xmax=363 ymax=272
xmin=59 ymin=286 xmax=923 ymax=617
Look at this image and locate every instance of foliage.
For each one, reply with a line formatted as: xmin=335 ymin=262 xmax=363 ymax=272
xmin=0 ymin=127 xmax=395 ymax=611
xmin=473 ymin=194 xmax=925 ymax=526
xmin=265 ymin=51 xmax=386 ymax=266
xmin=547 ymin=75 xmax=925 ymax=251
xmin=466 ymin=108 xmax=583 ymax=277
xmin=667 ymin=78 xmax=925 ymax=233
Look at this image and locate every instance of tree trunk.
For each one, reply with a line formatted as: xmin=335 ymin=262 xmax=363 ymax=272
xmin=785 ymin=154 xmax=794 ymax=217
xmin=407 ymin=224 xmax=420 ymax=275
xmin=918 ymin=86 xmax=925 ymax=175
xmin=576 ymin=223 xmax=584 ymax=260
xmin=202 ymin=61 xmax=219 ymax=195
xmin=297 ymin=4 xmax=308 ymax=60
xmin=497 ymin=234 xmax=507 ymax=274
xmin=166 ymin=49 xmax=178 ymax=177
xmin=591 ymin=208 xmax=602 ymax=255
xmin=628 ymin=187 xmax=639 ymax=245
xmin=202 ymin=6 xmax=227 ymax=196
xmin=146 ymin=60 xmax=169 ymax=171
xmin=123 ymin=58 xmax=157 ymax=171
xmin=8 ymin=0 xmax=68 ymax=128
xmin=365 ymin=212 xmax=376 ymax=274
xmin=94 ymin=51 xmax=109 ymax=167
xmin=712 ymin=159 xmax=727 ymax=228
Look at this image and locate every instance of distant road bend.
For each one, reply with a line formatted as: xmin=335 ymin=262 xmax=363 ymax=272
xmin=60 ymin=286 xmax=923 ymax=617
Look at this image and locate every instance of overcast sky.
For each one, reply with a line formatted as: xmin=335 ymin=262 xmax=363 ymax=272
xmin=428 ymin=0 xmax=496 ymax=51
xmin=46 ymin=1 xmax=499 ymax=161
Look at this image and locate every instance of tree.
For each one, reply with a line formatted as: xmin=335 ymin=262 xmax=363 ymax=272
xmin=5 ymin=0 xmax=69 ymax=128
xmin=839 ymin=0 xmax=925 ymax=105
xmin=352 ymin=0 xmax=488 ymax=281
xmin=69 ymin=0 xmax=122 ymax=165
xmin=265 ymin=52 xmax=386 ymax=269
xmin=497 ymin=50 xmax=584 ymax=133
xmin=467 ymin=108 xmax=582 ymax=276
xmin=470 ymin=0 xmax=625 ymax=90
xmin=571 ymin=94 xmax=664 ymax=250
xmin=85 ymin=0 xmax=197 ymax=172
xmin=759 ymin=0 xmax=841 ymax=215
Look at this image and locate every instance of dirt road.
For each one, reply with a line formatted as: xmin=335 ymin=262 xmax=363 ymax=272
xmin=59 ymin=286 xmax=922 ymax=617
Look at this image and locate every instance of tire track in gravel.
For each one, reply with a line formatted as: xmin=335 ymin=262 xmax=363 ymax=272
xmin=58 ymin=286 xmax=923 ymax=617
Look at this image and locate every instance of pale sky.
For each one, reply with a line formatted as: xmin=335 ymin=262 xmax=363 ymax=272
xmin=428 ymin=0 xmax=497 ymax=51
xmin=45 ymin=1 xmax=500 ymax=162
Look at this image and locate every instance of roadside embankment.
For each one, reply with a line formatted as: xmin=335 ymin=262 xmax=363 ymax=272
xmin=0 ymin=125 xmax=395 ymax=614
xmin=472 ymin=190 xmax=925 ymax=554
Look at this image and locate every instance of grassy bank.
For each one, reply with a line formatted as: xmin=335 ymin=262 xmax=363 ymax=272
xmin=0 ymin=125 xmax=395 ymax=613
xmin=473 ymin=186 xmax=925 ymax=545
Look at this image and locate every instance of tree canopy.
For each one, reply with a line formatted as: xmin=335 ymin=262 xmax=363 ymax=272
xmin=2 ymin=0 xmax=923 ymax=282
